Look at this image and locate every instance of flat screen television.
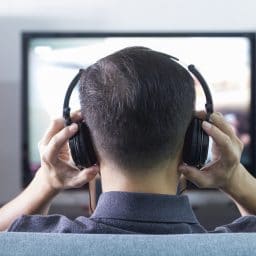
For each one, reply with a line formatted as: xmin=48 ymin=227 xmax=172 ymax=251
xmin=22 ymin=32 xmax=256 ymax=187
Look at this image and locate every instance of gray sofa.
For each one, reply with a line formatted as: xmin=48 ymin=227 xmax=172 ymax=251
xmin=0 ymin=232 xmax=256 ymax=255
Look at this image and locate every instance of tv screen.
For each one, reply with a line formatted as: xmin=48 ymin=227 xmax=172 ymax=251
xmin=22 ymin=33 xmax=255 ymax=186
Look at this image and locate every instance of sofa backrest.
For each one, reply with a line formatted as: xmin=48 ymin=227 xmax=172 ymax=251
xmin=0 ymin=232 xmax=256 ymax=256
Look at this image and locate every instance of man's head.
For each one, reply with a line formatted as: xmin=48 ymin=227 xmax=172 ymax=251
xmin=79 ymin=46 xmax=195 ymax=173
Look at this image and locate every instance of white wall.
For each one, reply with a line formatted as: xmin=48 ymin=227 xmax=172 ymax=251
xmin=1 ymin=0 xmax=256 ymax=203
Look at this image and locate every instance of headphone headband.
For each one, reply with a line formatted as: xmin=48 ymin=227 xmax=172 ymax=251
xmin=63 ymin=69 xmax=83 ymax=126
xmin=188 ymin=64 xmax=214 ymax=116
xmin=63 ymin=56 xmax=213 ymax=125
xmin=168 ymin=56 xmax=214 ymax=117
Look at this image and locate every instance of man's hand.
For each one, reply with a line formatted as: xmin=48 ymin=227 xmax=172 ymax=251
xmin=37 ymin=113 xmax=99 ymax=192
xmin=179 ymin=112 xmax=256 ymax=216
xmin=179 ymin=112 xmax=244 ymax=190
xmin=0 ymin=112 xmax=100 ymax=231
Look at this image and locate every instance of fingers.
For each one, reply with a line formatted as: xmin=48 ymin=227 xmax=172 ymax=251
xmin=44 ymin=123 xmax=78 ymax=164
xmin=178 ymin=164 xmax=210 ymax=188
xmin=202 ymin=121 xmax=233 ymax=156
xmin=40 ymin=118 xmax=65 ymax=146
xmin=69 ymin=165 xmax=99 ymax=188
xmin=40 ymin=111 xmax=82 ymax=146
xmin=209 ymin=112 xmax=236 ymax=139
xmin=194 ymin=112 xmax=235 ymax=141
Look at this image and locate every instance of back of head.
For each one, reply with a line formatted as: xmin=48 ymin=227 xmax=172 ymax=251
xmin=79 ymin=46 xmax=195 ymax=172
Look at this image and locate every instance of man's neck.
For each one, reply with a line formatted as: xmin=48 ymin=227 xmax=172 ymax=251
xmin=99 ymin=162 xmax=179 ymax=195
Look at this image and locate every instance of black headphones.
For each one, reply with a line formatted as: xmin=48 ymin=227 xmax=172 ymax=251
xmin=63 ymin=56 xmax=213 ymax=169
xmin=183 ymin=63 xmax=214 ymax=168
xmin=63 ymin=70 xmax=97 ymax=169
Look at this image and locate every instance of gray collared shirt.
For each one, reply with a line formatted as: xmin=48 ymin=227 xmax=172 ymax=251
xmin=7 ymin=192 xmax=256 ymax=233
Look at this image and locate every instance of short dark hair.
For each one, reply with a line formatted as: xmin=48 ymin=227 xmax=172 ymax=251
xmin=79 ymin=46 xmax=195 ymax=171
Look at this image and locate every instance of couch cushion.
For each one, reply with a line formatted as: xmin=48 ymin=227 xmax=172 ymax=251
xmin=0 ymin=232 xmax=255 ymax=256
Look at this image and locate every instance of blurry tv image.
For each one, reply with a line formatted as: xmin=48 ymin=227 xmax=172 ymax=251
xmin=22 ymin=33 xmax=255 ymax=185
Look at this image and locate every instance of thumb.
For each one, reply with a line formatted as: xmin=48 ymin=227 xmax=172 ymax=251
xmin=71 ymin=165 xmax=99 ymax=188
xmin=178 ymin=165 xmax=209 ymax=188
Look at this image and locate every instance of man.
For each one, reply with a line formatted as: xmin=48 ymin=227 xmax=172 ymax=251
xmin=1 ymin=47 xmax=256 ymax=233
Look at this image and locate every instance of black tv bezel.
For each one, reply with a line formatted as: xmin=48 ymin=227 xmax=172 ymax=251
xmin=22 ymin=32 xmax=256 ymax=187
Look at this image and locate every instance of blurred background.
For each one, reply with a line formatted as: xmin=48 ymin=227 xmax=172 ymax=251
xmin=1 ymin=0 xmax=256 ymax=230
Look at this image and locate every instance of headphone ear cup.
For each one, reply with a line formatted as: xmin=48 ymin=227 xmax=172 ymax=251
xmin=69 ymin=122 xmax=97 ymax=169
xmin=199 ymin=128 xmax=209 ymax=165
xmin=69 ymin=130 xmax=82 ymax=168
xmin=183 ymin=118 xmax=209 ymax=167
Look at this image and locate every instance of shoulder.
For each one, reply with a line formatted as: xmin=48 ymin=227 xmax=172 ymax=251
xmin=213 ymin=215 xmax=256 ymax=233
xmin=7 ymin=214 xmax=95 ymax=233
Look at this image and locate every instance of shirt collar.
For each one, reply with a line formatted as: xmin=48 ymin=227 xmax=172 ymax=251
xmin=90 ymin=191 xmax=199 ymax=224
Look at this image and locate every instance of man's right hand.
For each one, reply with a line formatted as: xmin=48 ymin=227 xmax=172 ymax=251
xmin=179 ymin=112 xmax=244 ymax=190
xmin=179 ymin=112 xmax=256 ymax=216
